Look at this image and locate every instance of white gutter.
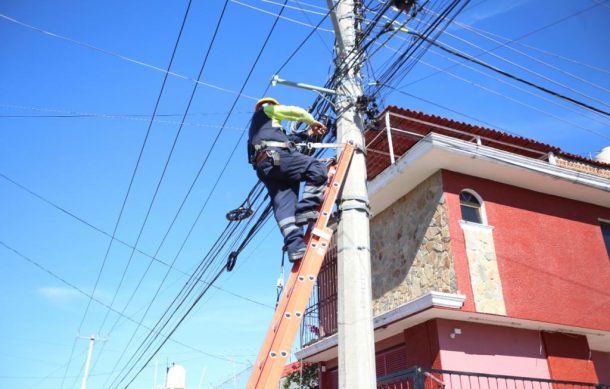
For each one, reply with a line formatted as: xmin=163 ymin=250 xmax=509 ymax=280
xmin=368 ymin=133 xmax=610 ymax=216
xmin=295 ymin=291 xmax=465 ymax=360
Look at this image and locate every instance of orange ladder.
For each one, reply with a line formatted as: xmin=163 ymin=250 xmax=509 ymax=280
xmin=246 ymin=143 xmax=355 ymax=389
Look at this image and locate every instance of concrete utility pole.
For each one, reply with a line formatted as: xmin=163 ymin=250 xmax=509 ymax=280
xmin=80 ymin=335 xmax=96 ymax=389
xmin=328 ymin=0 xmax=377 ymax=387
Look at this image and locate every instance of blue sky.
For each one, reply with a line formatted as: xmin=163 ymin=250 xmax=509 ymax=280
xmin=0 ymin=0 xmax=609 ymax=388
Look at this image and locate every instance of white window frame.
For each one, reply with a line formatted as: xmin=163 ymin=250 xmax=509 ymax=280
xmin=459 ymin=188 xmax=488 ymax=226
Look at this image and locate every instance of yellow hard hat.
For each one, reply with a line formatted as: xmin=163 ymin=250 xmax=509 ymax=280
xmin=255 ymin=97 xmax=279 ymax=111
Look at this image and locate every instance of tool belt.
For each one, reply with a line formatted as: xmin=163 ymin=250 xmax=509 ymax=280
xmin=251 ymin=140 xmax=293 ymax=167
xmin=255 ymin=149 xmax=280 ymax=166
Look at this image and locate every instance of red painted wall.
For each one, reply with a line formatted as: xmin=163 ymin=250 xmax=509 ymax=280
xmin=592 ymin=351 xmax=610 ymax=383
xmin=542 ymin=332 xmax=598 ymax=382
xmin=403 ymin=320 xmax=442 ymax=369
xmin=442 ymin=170 xmax=610 ymax=331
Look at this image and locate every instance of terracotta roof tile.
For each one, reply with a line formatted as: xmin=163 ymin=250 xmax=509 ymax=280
xmin=365 ymin=106 xmax=609 ymax=180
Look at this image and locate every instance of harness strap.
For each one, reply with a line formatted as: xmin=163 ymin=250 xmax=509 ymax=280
xmin=254 ymin=141 xmax=293 ymax=152
xmin=251 ymin=141 xmax=344 ymax=166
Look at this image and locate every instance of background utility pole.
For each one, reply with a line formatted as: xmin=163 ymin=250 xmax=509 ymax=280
xmin=328 ymin=0 xmax=377 ymax=387
xmin=80 ymin=335 xmax=96 ymax=389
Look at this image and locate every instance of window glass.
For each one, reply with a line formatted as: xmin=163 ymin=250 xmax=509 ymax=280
xmin=460 ymin=191 xmax=482 ymax=224
xmin=601 ymin=222 xmax=610 ymax=259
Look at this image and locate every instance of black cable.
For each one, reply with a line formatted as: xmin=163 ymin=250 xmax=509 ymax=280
xmin=0 ymin=240 xmax=237 ymax=363
xmin=106 ymin=1 xmax=293 ymax=386
xmin=274 ymin=1 xmax=338 ymax=76
xmin=379 ymin=83 xmax=524 ymax=136
xmin=95 ymin=28 xmax=216 ymax=331
xmin=94 ymin=0 xmax=233 ymax=378
xmin=107 ymin=181 xmax=271 ymax=387
xmin=111 ymin=1 xmax=404 ymax=384
xmin=398 ymin=0 xmax=606 ymax=90
xmin=59 ymin=1 xmax=196 ymax=386
xmin=103 ymin=220 xmax=241 ymax=388
xmin=0 ymin=172 xmax=272 ymax=310
xmin=368 ymin=0 xmax=467 ymax=113
xmin=371 ymin=0 xmax=464 ymax=96
xmin=412 ymin=31 xmax=610 ymax=118
xmin=232 ymin=0 xmax=469 ymax=264
xmin=119 ymin=268 xmax=225 ymax=389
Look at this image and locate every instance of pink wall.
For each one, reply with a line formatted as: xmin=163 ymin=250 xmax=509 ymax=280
xmin=436 ymin=319 xmax=551 ymax=378
xmin=442 ymin=170 xmax=610 ymax=331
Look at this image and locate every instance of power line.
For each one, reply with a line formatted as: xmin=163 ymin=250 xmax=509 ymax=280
xmin=104 ymin=2 xmax=293 ymax=387
xmin=0 ymin=103 xmax=252 ymax=119
xmin=400 ymin=0 xmax=607 ymax=89
xmin=371 ymin=17 xmax=610 ymax=129
xmin=365 ymin=12 xmax=610 ymax=140
xmin=61 ymin=2 xmax=197 ymax=386
xmin=0 ymin=240 xmax=239 ymax=363
xmin=103 ymin=216 xmax=250 ymax=388
xmin=230 ymin=0 xmax=334 ymax=32
xmin=96 ymin=0 xmax=234 ymax=380
xmin=381 ymin=84 xmax=522 ymax=135
xmin=263 ymin=0 xmax=327 ymax=15
xmin=0 ymin=171 xmax=272 ymax=309
xmin=421 ymin=45 xmax=610 ymax=128
xmin=405 ymin=55 xmax=610 ymax=140
xmin=410 ymin=31 xmax=610 ymax=118
xmin=368 ymin=0 xmax=468 ymax=97
xmin=412 ymin=11 xmax=610 ymax=107
xmin=441 ymin=5 xmax=610 ymax=77
xmin=0 ymin=13 xmax=258 ymax=101
xmin=423 ymin=10 xmax=610 ymax=95
xmin=289 ymin=0 xmax=334 ymax=53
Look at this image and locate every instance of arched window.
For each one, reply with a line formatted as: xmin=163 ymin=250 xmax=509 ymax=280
xmin=460 ymin=190 xmax=484 ymax=224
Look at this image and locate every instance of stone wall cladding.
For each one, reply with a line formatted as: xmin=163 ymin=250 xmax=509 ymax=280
xmin=370 ymin=172 xmax=456 ymax=316
xmin=461 ymin=224 xmax=507 ymax=315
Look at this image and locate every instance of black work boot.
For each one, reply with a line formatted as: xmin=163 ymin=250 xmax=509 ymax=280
xmin=295 ymin=210 xmax=320 ymax=227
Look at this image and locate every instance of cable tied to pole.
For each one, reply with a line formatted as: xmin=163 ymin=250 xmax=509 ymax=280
xmin=276 ymin=248 xmax=286 ymax=308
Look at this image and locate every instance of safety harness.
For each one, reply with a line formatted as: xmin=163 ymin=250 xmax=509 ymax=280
xmin=251 ymin=140 xmax=342 ymax=167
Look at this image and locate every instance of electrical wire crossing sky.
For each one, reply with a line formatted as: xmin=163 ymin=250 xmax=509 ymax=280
xmin=0 ymin=0 xmax=609 ymax=387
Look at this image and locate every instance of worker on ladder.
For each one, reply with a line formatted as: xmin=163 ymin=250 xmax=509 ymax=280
xmin=248 ymin=97 xmax=328 ymax=262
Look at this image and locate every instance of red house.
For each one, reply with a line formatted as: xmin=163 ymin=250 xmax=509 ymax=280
xmin=296 ymin=106 xmax=610 ymax=388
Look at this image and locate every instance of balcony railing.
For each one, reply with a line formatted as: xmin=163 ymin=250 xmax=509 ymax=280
xmin=377 ymin=367 xmax=610 ymax=389
xmin=301 ymin=236 xmax=338 ymax=347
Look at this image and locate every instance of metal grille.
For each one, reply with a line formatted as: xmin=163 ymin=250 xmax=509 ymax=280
xmin=301 ymin=235 xmax=338 ymax=346
xmin=377 ymin=368 xmax=610 ymax=389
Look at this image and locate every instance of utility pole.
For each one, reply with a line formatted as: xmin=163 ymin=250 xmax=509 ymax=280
xmin=80 ymin=335 xmax=96 ymax=389
xmin=328 ymin=0 xmax=377 ymax=387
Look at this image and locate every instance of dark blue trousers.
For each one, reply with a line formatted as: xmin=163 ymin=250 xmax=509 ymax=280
xmin=256 ymin=148 xmax=328 ymax=254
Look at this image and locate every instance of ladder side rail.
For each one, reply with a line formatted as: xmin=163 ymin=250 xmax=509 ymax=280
xmin=254 ymin=145 xmax=354 ymax=387
xmin=246 ymin=164 xmax=341 ymax=388
xmin=246 ymin=144 xmax=355 ymax=388
xmin=255 ymin=229 xmax=332 ymax=388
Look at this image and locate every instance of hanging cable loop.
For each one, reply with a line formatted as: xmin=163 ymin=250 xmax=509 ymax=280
xmin=226 ymin=206 xmax=253 ymax=221
xmin=226 ymin=251 xmax=238 ymax=272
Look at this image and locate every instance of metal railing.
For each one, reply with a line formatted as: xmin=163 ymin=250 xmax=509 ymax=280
xmin=377 ymin=367 xmax=610 ymax=389
xmin=367 ymin=111 xmax=552 ymax=165
xmin=301 ymin=236 xmax=338 ymax=346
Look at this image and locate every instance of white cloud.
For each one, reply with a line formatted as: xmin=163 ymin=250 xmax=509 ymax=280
xmin=36 ymin=286 xmax=83 ymax=304
xmin=458 ymin=0 xmax=531 ymax=26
